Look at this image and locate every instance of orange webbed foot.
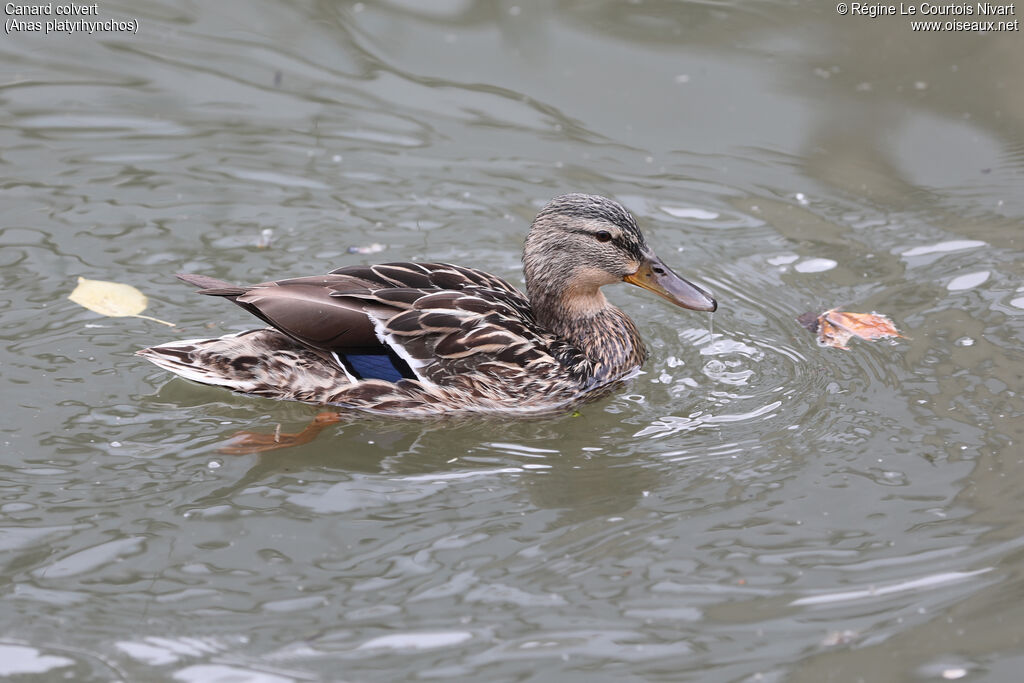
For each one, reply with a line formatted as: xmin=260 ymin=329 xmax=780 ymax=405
xmin=219 ymin=412 xmax=342 ymax=454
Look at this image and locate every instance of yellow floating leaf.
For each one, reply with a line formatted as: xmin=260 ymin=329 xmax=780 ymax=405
xmin=68 ymin=277 xmax=175 ymax=326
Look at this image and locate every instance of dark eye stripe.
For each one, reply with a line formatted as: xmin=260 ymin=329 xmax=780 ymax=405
xmin=567 ymin=228 xmax=643 ymax=259
xmin=568 ymin=228 xmax=616 ymax=240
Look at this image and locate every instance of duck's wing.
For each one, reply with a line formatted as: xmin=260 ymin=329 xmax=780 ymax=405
xmin=176 ymin=264 xmax=577 ymax=388
xmin=333 ymin=285 xmax=569 ymax=389
xmin=177 ymin=272 xmax=384 ymax=351
xmin=328 ymin=263 xmax=579 ymax=388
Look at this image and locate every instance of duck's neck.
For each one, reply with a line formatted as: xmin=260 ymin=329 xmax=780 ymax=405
xmin=530 ymin=288 xmax=649 ymax=382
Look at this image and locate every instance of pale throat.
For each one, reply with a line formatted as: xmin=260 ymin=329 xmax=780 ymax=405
xmin=526 ymin=262 xmax=647 ymax=374
xmin=559 ymin=284 xmax=611 ymax=318
xmin=537 ymin=283 xmax=647 ymax=377
xmin=560 ymin=266 xmax=621 ymax=311
xmin=531 ymin=267 xmax=616 ymax=331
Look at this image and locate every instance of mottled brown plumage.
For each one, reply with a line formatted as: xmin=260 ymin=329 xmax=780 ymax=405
xmin=137 ymin=194 xmax=716 ymax=416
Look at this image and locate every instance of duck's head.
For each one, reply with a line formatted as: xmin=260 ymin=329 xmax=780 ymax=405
xmin=523 ymin=193 xmax=717 ymax=321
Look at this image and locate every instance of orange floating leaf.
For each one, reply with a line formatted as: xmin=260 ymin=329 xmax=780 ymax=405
xmin=798 ymin=308 xmax=903 ymax=350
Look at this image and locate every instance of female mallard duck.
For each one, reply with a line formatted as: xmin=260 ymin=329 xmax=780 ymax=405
xmin=138 ymin=194 xmax=716 ymax=417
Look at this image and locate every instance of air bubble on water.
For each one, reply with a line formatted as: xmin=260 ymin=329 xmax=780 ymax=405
xmin=703 ymin=360 xmax=725 ymax=378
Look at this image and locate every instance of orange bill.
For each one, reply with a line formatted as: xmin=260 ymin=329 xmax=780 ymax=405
xmin=624 ymin=251 xmax=717 ymax=312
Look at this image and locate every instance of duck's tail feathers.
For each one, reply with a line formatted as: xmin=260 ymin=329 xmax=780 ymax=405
xmin=137 ymin=336 xmax=257 ymax=391
xmin=137 ymin=330 xmax=356 ymax=402
xmin=176 ymin=273 xmax=247 ymax=298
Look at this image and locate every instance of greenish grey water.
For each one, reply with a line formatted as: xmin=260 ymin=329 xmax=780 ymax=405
xmin=2 ymin=1 xmax=1022 ymax=681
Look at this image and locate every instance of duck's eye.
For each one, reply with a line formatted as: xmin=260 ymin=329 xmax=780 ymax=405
xmin=595 ymin=230 xmax=612 ymax=243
